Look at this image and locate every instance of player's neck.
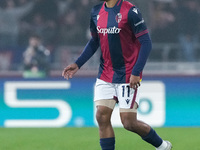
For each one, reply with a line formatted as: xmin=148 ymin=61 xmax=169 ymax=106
xmin=105 ymin=0 xmax=118 ymax=8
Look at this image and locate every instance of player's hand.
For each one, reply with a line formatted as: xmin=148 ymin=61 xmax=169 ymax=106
xmin=62 ymin=63 xmax=79 ymax=80
xmin=129 ymin=75 xmax=140 ymax=90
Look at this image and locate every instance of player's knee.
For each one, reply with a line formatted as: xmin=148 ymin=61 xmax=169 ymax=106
xmin=96 ymin=111 xmax=109 ymax=124
xmin=122 ymin=120 xmax=138 ymax=132
xmin=96 ymin=107 xmax=111 ymax=125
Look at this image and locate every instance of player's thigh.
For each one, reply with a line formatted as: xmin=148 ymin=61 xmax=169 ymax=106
xmin=95 ymin=100 xmax=116 ymax=123
xmin=116 ymin=83 xmax=140 ymax=125
xmin=120 ymin=102 xmax=138 ymax=125
xmin=94 ymin=79 xmax=117 ymax=122
xmin=95 ymin=99 xmax=116 ymax=118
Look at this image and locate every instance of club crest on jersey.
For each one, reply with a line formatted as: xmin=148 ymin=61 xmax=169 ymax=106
xmin=115 ymin=13 xmax=122 ymax=23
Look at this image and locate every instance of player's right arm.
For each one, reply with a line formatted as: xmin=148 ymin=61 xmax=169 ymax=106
xmin=62 ymin=63 xmax=79 ymax=80
xmin=62 ymin=10 xmax=99 ymax=80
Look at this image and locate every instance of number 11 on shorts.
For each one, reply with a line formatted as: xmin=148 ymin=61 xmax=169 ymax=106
xmin=122 ymin=85 xmax=130 ymax=97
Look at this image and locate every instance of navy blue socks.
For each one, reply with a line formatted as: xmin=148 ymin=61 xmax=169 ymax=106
xmin=100 ymin=137 xmax=115 ymax=150
xmin=99 ymin=129 xmax=162 ymax=149
xmin=142 ymin=128 xmax=163 ymax=148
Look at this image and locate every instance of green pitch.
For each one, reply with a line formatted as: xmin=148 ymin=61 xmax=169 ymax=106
xmin=0 ymin=128 xmax=200 ymax=150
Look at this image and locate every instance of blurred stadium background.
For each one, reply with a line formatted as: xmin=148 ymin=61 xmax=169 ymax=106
xmin=0 ymin=0 xmax=200 ymax=149
xmin=0 ymin=0 xmax=200 ymax=75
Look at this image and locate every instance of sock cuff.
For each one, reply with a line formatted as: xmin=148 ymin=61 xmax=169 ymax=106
xmin=100 ymin=137 xmax=115 ymax=149
xmin=142 ymin=128 xmax=163 ymax=148
xmin=100 ymin=137 xmax=115 ymax=143
xmin=142 ymin=128 xmax=154 ymax=140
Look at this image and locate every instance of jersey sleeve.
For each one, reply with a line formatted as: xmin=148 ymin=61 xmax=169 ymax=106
xmin=128 ymin=6 xmax=148 ymax=38
xmin=131 ymin=34 xmax=152 ymax=76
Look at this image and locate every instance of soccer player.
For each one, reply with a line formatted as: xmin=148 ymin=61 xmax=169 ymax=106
xmin=62 ymin=0 xmax=172 ymax=149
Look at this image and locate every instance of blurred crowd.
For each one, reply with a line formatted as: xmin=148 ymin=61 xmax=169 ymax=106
xmin=0 ymin=0 xmax=99 ymax=48
xmin=0 ymin=0 xmax=199 ymax=72
xmin=0 ymin=0 xmax=198 ymax=47
xmin=151 ymin=0 xmax=200 ymax=61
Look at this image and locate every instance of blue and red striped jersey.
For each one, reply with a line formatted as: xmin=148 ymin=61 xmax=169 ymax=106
xmin=75 ymin=0 xmax=151 ymax=83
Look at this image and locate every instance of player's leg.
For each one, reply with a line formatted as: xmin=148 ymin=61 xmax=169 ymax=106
xmin=120 ymin=109 xmax=172 ymax=150
xmin=96 ymin=100 xmax=116 ymax=150
xmin=94 ymin=79 xmax=117 ymax=150
xmin=120 ymin=104 xmax=151 ymax=137
xmin=117 ymin=84 xmax=172 ymax=150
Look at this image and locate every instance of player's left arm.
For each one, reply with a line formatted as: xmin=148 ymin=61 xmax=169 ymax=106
xmin=128 ymin=7 xmax=152 ymax=89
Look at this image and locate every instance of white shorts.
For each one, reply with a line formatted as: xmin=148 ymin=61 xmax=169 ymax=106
xmin=94 ymin=78 xmax=140 ymax=109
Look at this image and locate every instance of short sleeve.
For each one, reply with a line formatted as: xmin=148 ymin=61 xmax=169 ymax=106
xmin=128 ymin=6 xmax=148 ymax=38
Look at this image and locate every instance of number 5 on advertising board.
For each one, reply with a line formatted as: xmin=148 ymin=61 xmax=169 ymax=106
xmin=4 ymin=81 xmax=72 ymax=127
